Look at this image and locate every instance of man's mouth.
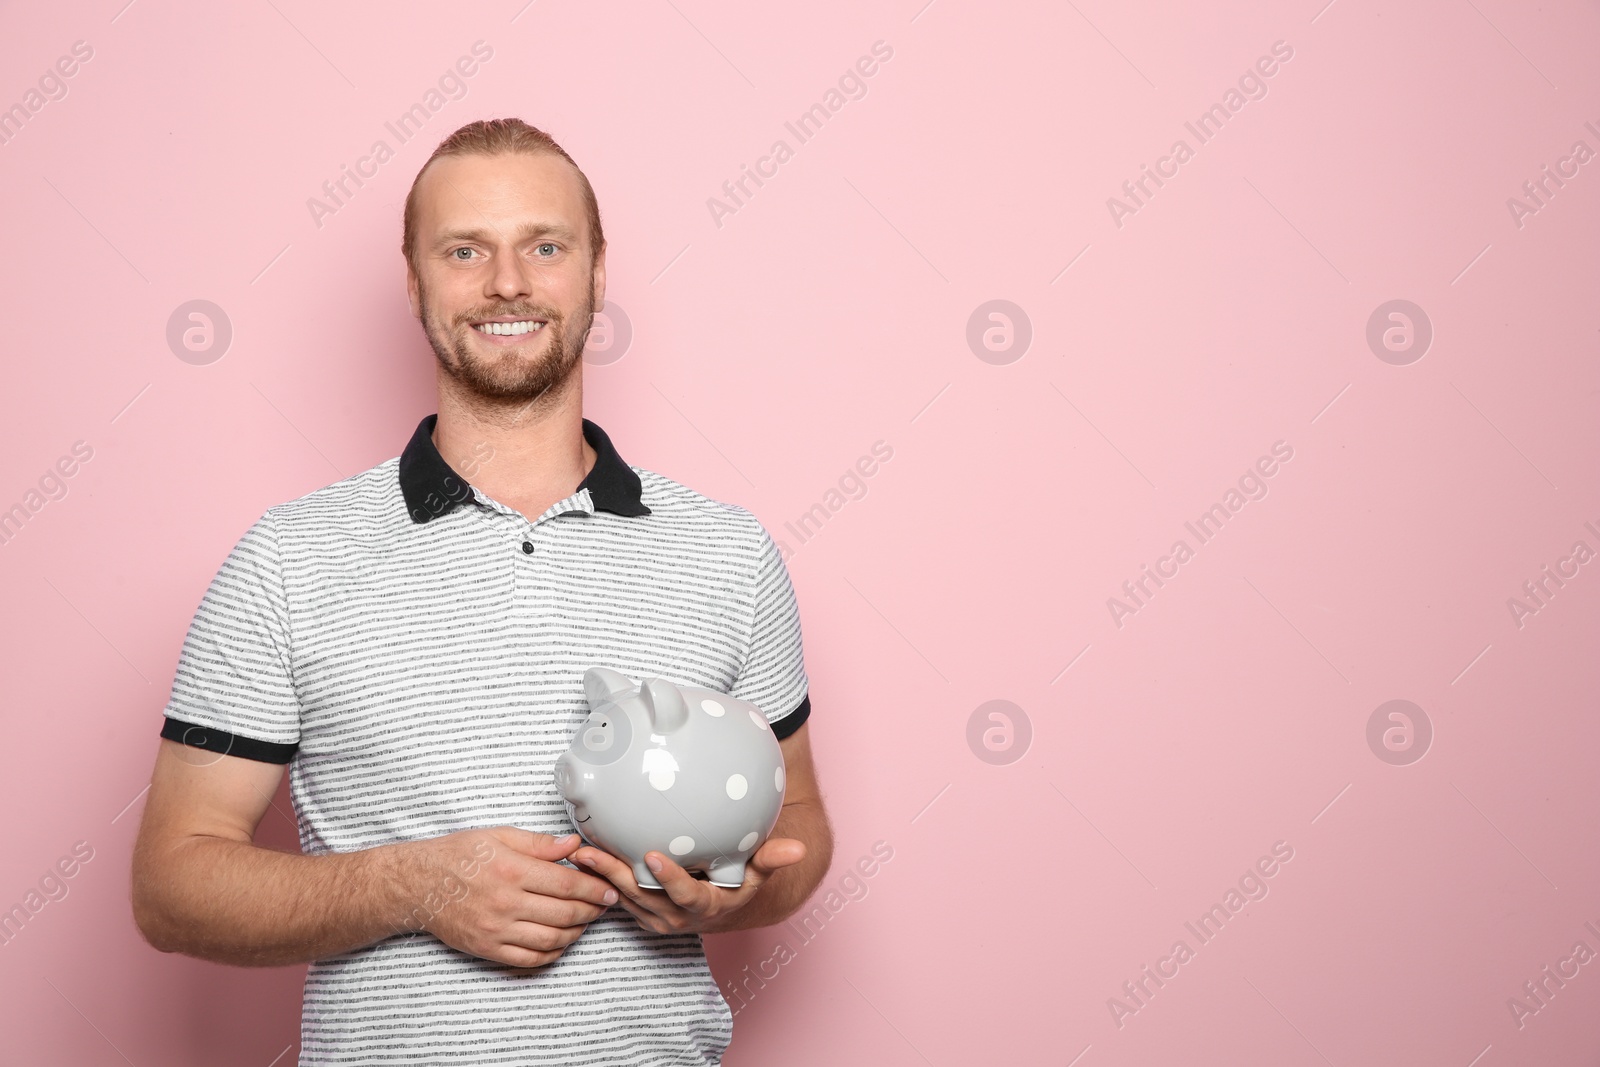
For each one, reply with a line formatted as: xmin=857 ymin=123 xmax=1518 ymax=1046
xmin=471 ymin=316 xmax=548 ymax=336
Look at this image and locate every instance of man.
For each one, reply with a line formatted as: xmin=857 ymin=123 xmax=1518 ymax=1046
xmin=131 ymin=118 xmax=833 ymax=1065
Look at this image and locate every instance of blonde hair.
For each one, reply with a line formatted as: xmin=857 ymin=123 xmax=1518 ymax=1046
xmin=402 ymin=118 xmax=604 ymax=271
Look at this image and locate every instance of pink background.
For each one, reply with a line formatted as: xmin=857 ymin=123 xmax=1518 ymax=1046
xmin=2 ymin=0 xmax=1598 ymax=1063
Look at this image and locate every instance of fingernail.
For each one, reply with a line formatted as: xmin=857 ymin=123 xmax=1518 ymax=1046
xmin=646 ymin=855 xmax=664 ymax=874
xmin=578 ymin=855 xmax=596 ymax=867
xmin=555 ymin=833 xmax=576 ymax=845
xmin=603 ymin=889 xmax=618 ymax=904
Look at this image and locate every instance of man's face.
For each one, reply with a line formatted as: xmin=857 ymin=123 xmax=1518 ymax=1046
xmin=406 ymin=151 xmax=605 ymax=406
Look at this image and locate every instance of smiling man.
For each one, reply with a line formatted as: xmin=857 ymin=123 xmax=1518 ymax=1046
xmin=131 ymin=118 xmax=833 ymax=1066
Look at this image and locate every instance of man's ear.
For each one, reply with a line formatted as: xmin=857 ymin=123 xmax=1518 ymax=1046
xmin=591 ymin=240 xmax=607 ymax=312
xmin=405 ymin=265 xmax=421 ymax=320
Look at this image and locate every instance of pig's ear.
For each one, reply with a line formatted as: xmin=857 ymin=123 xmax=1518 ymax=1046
xmin=584 ymin=667 xmax=635 ymax=708
xmin=640 ymin=678 xmax=691 ymax=733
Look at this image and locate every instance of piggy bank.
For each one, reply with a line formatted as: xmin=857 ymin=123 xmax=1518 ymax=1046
xmin=553 ymin=667 xmax=787 ymax=890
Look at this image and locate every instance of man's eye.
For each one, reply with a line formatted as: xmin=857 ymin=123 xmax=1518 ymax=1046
xmin=535 ymin=243 xmax=557 ymax=257
xmin=452 ymin=248 xmax=476 ymax=260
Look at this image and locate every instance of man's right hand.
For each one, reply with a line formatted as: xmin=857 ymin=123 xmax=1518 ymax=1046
xmin=393 ymin=827 xmax=619 ymax=969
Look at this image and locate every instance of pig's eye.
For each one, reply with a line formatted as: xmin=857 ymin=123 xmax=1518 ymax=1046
xmin=574 ymin=708 xmax=631 ymax=765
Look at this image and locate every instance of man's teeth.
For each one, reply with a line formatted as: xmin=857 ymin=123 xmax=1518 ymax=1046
xmin=475 ymin=320 xmax=545 ymax=336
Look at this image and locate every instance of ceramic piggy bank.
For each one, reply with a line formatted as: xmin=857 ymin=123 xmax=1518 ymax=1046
xmin=553 ymin=667 xmax=787 ymax=890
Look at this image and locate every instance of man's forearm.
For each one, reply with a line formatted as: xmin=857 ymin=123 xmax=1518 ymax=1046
xmin=134 ymin=836 xmax=419 ymax=967
xmin=705 ymin=800 xmax=834 ymax=933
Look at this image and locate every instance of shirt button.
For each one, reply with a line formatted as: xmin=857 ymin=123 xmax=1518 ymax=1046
xmin=521 ymin=541 xmax=534 ymax=554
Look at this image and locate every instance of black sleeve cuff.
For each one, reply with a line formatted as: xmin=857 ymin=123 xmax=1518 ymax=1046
xmin=160 ymin=717 xmax=299 ymax=765
xmin=770 ymin=693 xmax=810 ymax=740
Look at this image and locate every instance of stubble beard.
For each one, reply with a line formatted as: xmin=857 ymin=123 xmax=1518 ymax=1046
xmin=419 ymin=274 xmax=594 ymax=416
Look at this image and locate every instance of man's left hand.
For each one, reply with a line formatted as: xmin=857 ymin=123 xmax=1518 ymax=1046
xmin=572 ymin=838 xmax=806 ymax=935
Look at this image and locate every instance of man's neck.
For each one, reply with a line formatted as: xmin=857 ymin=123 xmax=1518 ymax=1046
xmin=431 ymin=376 xmax=598 ymax=524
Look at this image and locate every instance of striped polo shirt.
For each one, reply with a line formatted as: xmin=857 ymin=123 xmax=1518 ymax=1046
xmin=158 ymin=414 xmax=811 ymax=1066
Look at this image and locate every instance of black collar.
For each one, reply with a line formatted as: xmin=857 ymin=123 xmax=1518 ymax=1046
xmin=398 ymin=414 xmax=651 ymax=523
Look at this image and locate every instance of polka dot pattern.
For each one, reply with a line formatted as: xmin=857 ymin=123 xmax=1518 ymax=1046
xmin=726 ymin=773 xmax=748 ymax=800
xmin=738 ymin=831 xmax=759 ymax=851
xmin=669 ymin=835 xmax=695 ymax=856
xmin=774 ymin=766 xmax=785 ymax=792
xmin=700 ymin=698 xmax=725 ymax=717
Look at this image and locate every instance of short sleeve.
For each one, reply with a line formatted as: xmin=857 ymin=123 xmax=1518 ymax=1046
xmin=729 ymin=522 xmax=810 ymax=739
xmin=159 ymin=510 xmax=301 ymax=764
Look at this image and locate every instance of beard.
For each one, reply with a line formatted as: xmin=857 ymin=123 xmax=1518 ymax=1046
xmin=418 ymin=275 xmax=594 ymax=411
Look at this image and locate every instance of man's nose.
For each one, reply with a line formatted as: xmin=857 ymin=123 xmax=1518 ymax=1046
xmin=486 ymin=249 xmax=533 ymax=300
